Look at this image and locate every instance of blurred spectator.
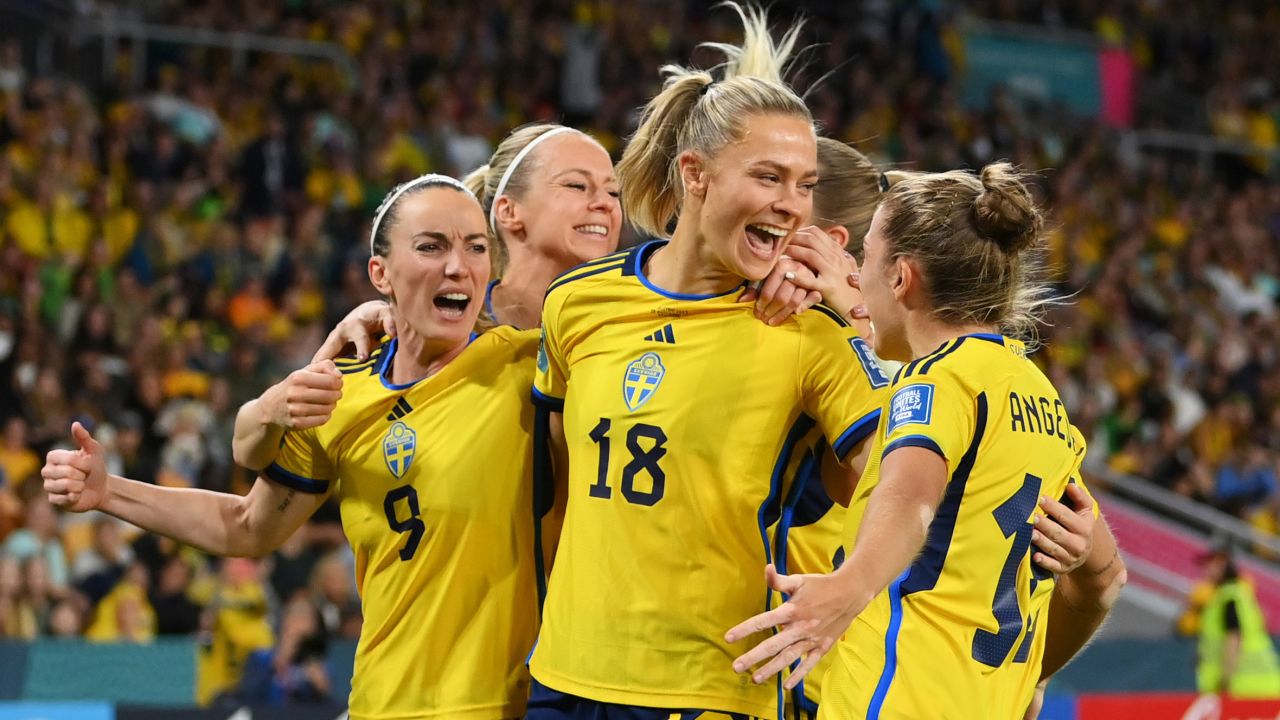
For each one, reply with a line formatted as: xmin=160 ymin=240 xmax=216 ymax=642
xmin=0 ymin=0 xmax=1276 ymax=657
xmin=0 ymin=417 xmax=38 ymax=494
xmin=195 ymin=557 xmax=276 ymax=707
xmin=238 ymin=597 xmax=331 ymax=706
xmin=84 ymin=561 xmax=157 ymax=643
xmin=2 ymin=500 xmax=69 ymax=599
xmin=151 ymin=555 xmax=203 ymax=636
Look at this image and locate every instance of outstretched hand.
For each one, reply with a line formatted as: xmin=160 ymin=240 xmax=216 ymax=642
xmin=725 ymin=564 xmax=864 ymax=689
xmin=312 ymin=300 xmax=396 ymax=363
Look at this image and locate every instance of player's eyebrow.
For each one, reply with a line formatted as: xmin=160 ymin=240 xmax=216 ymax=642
xmin=411 ymin=231 xmax=489 ymax=242
xmin=751 ymin=159 xmax=819 ymax=179
xmin=553 ymin=168 xmax=619 ymax=184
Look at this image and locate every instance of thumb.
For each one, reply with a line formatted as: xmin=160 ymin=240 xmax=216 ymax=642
xmin=381 ymin=312 xmax=398 ymax=339
xmin=1066 ymin=482 xmax=1094 ymax=513
xmin=765 ymin=564 xmax=803 ymax=595
xmin=71 ymin=422 xmax=103 ymax=456
xmin=316 ymin=359 xmax=340 ymax=377
xmin=738 ymin=287 xmax=758 ymax=304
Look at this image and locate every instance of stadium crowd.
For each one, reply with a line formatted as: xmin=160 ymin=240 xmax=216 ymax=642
xmin=0 ymin=0 xmax=1277 ymax=705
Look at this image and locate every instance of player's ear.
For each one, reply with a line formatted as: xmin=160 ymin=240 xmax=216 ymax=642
xmin=678 ymin=150 xmax=708 ymax=199
xmin=493 ymin=195 xmax=523 ymax=237
xmin=825 ymin=225 xmax=850 ymax=250
xmin=368 ymin=255 xmax=393 ymax=298
xmin=891 ymin=256 xmax=912 ymax=302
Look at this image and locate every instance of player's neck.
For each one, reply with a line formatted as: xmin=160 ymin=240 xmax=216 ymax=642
xmin=387 ymin=330 xmax=470 ymax=385
xmin=648 ymin=227 xmax=743 ymax=296
xmin=491 ymin=248 xmax=565 ymax=329
xmin=906 ymin=316 xmax=997 ymax=360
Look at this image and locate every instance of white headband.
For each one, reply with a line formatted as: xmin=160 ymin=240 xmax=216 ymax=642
xmin=370 ymin=173 xmax=476 ymax=255
xmin=488 ymin=126 xmax=579 ymax=231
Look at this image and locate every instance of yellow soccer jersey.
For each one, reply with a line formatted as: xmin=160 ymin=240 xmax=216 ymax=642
xmin=820 ymin=333 xmax=1094 ymax=720
xmin=530 ymin=241 xmax=885 ymax=720
xmin=266 ymin=327 xmax=540 ymax=720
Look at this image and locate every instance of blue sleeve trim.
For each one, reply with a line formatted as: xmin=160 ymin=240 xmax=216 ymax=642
xmin=263 ymin=463 xmax=331 ymax=495
xmin=832 ymin=409 xmax=881 ymax=459
xmin=530 ymin=386 xmax=564 ymax=412
xmin=882 ymin=434 xmax=944 ymax=461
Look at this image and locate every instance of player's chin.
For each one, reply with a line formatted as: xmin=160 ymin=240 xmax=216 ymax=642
xmin=421 ymin=306 xmax=481 ymax=340
xmin=567 ymin=233 xmax=619 ymax=264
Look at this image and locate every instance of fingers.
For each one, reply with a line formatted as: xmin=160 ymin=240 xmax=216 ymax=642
xmin=849 ymin=305 xmax=868 ymax=319
xmin=1038 ymin=494 xmax=1088 ymax=531
xmin=71 ymin=422 xmax=103 ymax=455
xmin=725 ymin=604 xmax=794 ymax=644
xmin=763 ymin=286 xmax=811 ymax=325
xmin=738 ymin=286 xmax=759 ymax=304
xmin=847 ymin=271 xmax=860 ymax=290
xmin=765 ymin=564 xmax=804 ymax=596
xmin=783 ymin=646 xmax=826 ymax=690
xmin=1065 ymin=482 xmax=1095 ymax=513
xmin=782 ymin=243 xmax=836 ymax=276
xmin=352 ymin=332 xmax=372 ymax=363
xmin=380 ymin=308 xmax=398 ymax=339
xmin=731 ymin=625 xmax=802 ymax=673
xmin=750 ymin=638 xmax=817 ymax=685
xmin=755 ymin=263 xmax=789 ymax=320
xmin=801 ymin=291 xmax=822 ymax=312
xmin=310 ymin=330 xmax=350 ymax=363
xmin=1030 ymin=530 xmax=1072 ymax=574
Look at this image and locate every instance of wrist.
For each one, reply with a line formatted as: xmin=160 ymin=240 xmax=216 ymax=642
xmin=257 ymin=384 xmax=287 ymax=428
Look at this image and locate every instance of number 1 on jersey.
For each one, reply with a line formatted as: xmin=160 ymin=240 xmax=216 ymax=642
xmin=588 ymin=418 xmax=668 ymax=506
xmin=973 ymin=472 xmax=1042 ymax=667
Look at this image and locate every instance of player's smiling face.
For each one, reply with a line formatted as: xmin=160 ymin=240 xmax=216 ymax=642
xmin=369 ymin=187 xmax=491 ymax=352
xmin=862 ymin=206 xmax=911 ymax=362
xmin=695 ymin=113 xmax=816 ymax=281
xmin=505 ymin=133 xmax=621 ymax=267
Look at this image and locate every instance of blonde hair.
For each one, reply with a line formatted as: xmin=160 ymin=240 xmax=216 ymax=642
xmin=879 ymin=162 xmax=1051 ymax=341
xmin=616 ymin=2 xmax=812 ymax=238
xmin=812 ymin=138 xmax=882 ymax=260
xmin=466 ymin=123 xmax=588 ymax=274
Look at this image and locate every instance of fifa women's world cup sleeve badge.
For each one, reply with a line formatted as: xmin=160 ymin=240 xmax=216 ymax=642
xmin=383 ymin=421 xmax=417 ymax=478
xmin=622 ymin=352 xmax=666 ymax=411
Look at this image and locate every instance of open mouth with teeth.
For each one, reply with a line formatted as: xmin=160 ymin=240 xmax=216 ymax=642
xmin=574 ymin=224 xmax=610 ymax=239
xmin=433 ymin=292 xmax=471 ymax=319
xmin=744 ymin=223 xmax=788 ymax=261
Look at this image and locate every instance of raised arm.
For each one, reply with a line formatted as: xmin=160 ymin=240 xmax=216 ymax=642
xmin=45 ymin=423 xmax=325 ymax=558
xmin=232 ymin=360 xmax=342 ymax=471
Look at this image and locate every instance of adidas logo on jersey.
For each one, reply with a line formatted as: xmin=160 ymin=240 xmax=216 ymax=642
xmin=386 ymin=397 xmax=414 ymax=421
xmin=643 ymin=324 xmax=676 ymax=344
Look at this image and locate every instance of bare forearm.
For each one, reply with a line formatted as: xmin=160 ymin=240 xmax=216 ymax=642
xmin=1040 ymin=522 xmax=1127 ymax=679
xmin=100 ymin=474 xmax=265 ymax=557
xmin=834 ymin=479 xmax=936 ymax=608
xmin=232 ymin=391 xmax=286 ymax=471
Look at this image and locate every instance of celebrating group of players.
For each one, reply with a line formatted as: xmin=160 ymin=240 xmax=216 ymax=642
xmin=39 ymin=5 xmax=1127 ymax=719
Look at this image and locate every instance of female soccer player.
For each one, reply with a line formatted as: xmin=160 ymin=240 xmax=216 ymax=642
xmin=526 ymin=5 xmax=884 ymax=719
xmin=770 ymin=141 xmax=1100 ymax=720
xmin=42 ymin=175 xmax=541 ymax=720
xmin=726 ymin=164 xmax=1126 ymax=720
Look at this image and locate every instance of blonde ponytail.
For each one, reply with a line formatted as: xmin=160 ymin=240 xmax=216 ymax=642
xmin=617 ymin=2 xmax=812 ymax=238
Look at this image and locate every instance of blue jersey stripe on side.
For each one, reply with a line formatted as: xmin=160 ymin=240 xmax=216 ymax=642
xmin=867 ymin=570 xmax=911 ymax=720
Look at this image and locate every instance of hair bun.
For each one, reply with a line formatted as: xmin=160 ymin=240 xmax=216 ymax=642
xmin=971 ymin=163 xmax=1042 ymax=253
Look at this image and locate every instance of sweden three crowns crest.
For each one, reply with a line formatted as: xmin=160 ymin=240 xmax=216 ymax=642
xmin=622 ymin=352 xmax=665 ymax=411
xmin=383 ymin=421 xmax=417 ymax=478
